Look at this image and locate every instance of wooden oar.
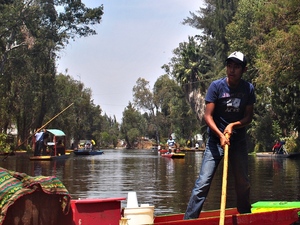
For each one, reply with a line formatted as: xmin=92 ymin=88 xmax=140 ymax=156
xmin=219 ymin=133 xmax=230 ymax=225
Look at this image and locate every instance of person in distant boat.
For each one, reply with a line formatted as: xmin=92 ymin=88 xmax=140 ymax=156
xmin=35 ymin=129 xmax=49 ymax=156
xmin=195 ymin=142 xmax=199 ymax=149
xmin=85 ymin=141 xmax=92 ymax=150
xmin=34 ymin=130 xmax=44 ymax=156
xmin=167 ymin=136 xmax=176 ymax=153
xmin=272 ymin=140 xmax=282 ymax=154
xmin=40 ymin=132 xmax=49 ymax=155
xmin=184 ymin=51 xmax=256 ymax=220
xmin=56 ymin=139 xmax=65 ymax=155
xmin=91 ymin=139 xmax=96 ymax=150
xmin=34 ymin=129 xmax=48 ymax=156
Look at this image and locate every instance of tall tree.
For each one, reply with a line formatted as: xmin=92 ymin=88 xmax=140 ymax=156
xmin=163 ymin=0 xmax=239 ymax=124
xmin=0 ymin=0 xmax=104 ymax=145
xmin=183 ymin=0 xmax=239 ymax=61
xmin=226 ymin=0 xmax=300 ymax=150
xmin=132 ymin=77 xmax=155 ymax=116
xmin=162 ymin=36 xmax=212 ymax=123
xmin=121 ymin=102 xmax=147 ymax=148
xmin=255 ymin=0 xmax=300 ymax=137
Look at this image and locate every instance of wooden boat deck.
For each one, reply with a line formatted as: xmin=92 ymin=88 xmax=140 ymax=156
xmin=29 ymin=154 xmax=69 ymax=161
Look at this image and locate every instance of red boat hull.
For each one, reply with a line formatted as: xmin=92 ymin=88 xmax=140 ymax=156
xmin=53 ymin=199 xmax=300 ymax=225
xmin=54 ymin=198 xmax=300 ymax=225
xmin=153 ymin=208 xmax=300 ymax=225
xmin=159 ymin=149 xmax=181 ymax=154
xmin=69 ymin=197 xmax=126 ymax=225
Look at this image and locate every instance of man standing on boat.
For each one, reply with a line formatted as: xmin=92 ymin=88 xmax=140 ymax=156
xmin=272 ymin=140 xmax=282 ymax=154
xmin=34 ymin=129 xmax=49 ymax=156
xmin=34 ymin=130 xmax=44 ymax=156
xmin=167 ymin=136 xmax=176 ymax=153
xmin=184 ymin=51 xmax=256 ymax=219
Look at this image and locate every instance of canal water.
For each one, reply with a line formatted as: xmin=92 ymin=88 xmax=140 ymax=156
xmin=0 ymin=149 xmax=299 ymax=216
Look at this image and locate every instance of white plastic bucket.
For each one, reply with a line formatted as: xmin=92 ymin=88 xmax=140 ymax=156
xmin=124 ymin=206 xmax=154 ymax=225
xmin=127 ymin=192 xmax=139 ymax=208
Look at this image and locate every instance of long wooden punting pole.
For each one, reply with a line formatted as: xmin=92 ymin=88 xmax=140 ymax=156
xmin=35 ymin=102 xmax=74 ymax=133
xmin=219 ymin=133 xmax=230 ymax=225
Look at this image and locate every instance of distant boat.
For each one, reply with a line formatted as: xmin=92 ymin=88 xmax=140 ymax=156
xmin=30 ymin=129 xmax=68 ymax=161
xmin=73 ymin=149 xmax=104 ymax=156
xmin=161 ymin=153 xmax=185 ymax=158
xmin=180 ymin=147 xmax=204 ymax=152
xmin=256 ymin=152 xmax=300 ymax=158
xmin=158 ymin=149 xmax=181 ymax=154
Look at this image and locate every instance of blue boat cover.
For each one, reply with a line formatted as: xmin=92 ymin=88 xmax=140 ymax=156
xmin=46 ymin=129 xmax=65 ymax=136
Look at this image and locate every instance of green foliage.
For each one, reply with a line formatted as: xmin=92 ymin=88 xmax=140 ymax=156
xmin=127 ymin=128 xmax=140 ymax=147
xmin=252 ymin=0 xmax=300 ymax=144
xmin=2 ymin=0 xmax=300 ymax=153
xmin=284 ymin=137 xmax=300 ymax=153
xmin=132 ymin=78 xmax=155 ymax=115
xmin=121 ymin=103 xmax=146 ymax=148
xmin=0 ymin=0 xmax=104 ymax=146
xmin=0 ymin=133 xmax=11 ymax=153
xmin=249 ymin=113 xmax=273 ymax=152
xmin=223 ymin=0 xmax=300 ymax=150
xmin=100 ymin=132 xmax=111 ymax=147
xmin=272 ymin=120 xmax=282 ymax=141
xmin=133 ymin=76 xmax=202 ymax=146
xmin=176 ymin=138 xmax=187 ymax=148
xmin=226 ymin=0 xmax=265 ymax=66
xmin=183 ymin=0 xmax=238 ymax=60
xmin=46 ymin=73 xmax=117 ymax=148
xmin=163 ymin=36 xmax=214 ymax=91
xmin=157 ymin=0 xmax=240 ymax=146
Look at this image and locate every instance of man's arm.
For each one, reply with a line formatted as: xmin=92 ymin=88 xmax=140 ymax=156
xmin=204 ymin=102 xmax=229 ymax=147
xmin=224 ymin=104 xmax=254 ymax=134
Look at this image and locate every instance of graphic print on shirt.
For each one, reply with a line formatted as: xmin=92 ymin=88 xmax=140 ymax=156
xmin=225 ymin=97 xmax=241 ymax=113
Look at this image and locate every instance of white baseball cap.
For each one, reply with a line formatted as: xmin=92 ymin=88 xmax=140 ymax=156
xmin=226 ymin=51 xmax=247 ymax=67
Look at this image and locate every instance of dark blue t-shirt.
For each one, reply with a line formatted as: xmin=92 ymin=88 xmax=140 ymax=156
xmin=205 ymin=77 xmax=256 ymax=140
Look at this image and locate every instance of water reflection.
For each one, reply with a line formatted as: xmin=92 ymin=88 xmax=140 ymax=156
xmin=250 ymin=156 xmax=300 ymax=202
xmin=0 ymin=150 xmax=299 ymax=215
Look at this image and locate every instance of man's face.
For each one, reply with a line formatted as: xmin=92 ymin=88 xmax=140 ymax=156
xmin=226 ymin=60 xmax=245 ymax=83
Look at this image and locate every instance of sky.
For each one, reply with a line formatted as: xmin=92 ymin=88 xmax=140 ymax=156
xmin=56 ymin=1 xmax=204 ymax=122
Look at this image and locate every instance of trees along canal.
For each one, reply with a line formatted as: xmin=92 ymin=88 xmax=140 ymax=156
xmin=0 ymin=1 xmax=107 ymax=148
xmin=162 ymin=0 xmax=300 ymax=152
xmin=2 ymin=0 xmax=300 ymax=152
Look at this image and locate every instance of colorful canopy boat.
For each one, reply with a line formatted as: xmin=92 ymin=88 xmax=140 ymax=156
xmin=30 ymin=129 xmax=69 ymax=161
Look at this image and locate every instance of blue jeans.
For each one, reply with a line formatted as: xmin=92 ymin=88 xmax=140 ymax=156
xmin=184 ymin=136 xmax=251 ymax=219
